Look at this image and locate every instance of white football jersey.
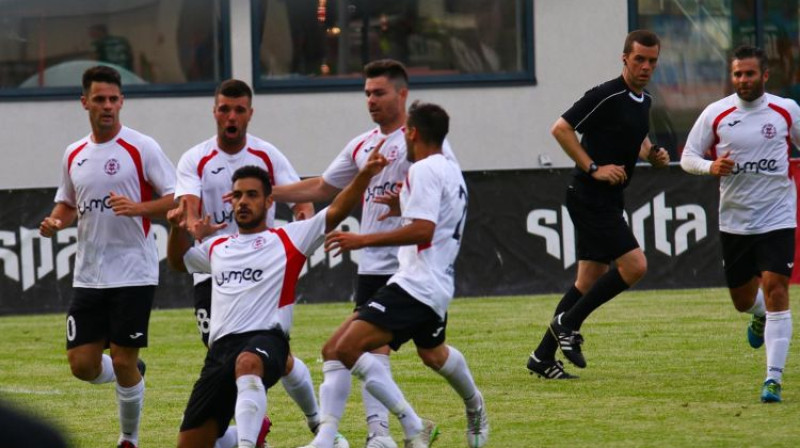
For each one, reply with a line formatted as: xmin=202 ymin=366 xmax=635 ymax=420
xmin=388 ymin=154 xmax=468 ymax=319
xmin=175 ymin=134 xmax=302 ymax=284
xmin=323 ymin=126 xmax=457 ymax=275
xmin=183 ymin=208 xmax=328 ymax=345
xmin=54 ymin=126 xmax=176 ymax=287
xmin=682 ymin=93 xmax=800 ymax=234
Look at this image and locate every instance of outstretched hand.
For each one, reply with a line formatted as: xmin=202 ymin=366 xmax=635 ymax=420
xmin=374 ymin=182 xmax=402 ymax=221
xmin=166 ymin=200 xmax=186 ymax=228
xmin=362 ymin=138 xmax=389 ymax=176
xmin=190 ymin=215 xmax=227 ymax=241
xmin=324 ymin=230 xmax=363 ymax=257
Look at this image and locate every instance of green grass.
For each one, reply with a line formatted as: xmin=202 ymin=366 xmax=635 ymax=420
xmin=1 ymin=288 xmax=799 ymax=447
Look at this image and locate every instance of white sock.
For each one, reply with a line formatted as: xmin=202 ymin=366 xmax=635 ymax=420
xmin=313 ymin=361 xmax=351 ymax=448
xmin=363 ymin=354 xmax=391 ymax=437
xmin=214 ymin=426 xmax=237 ymax=448
xmin=765 ymin=310 xmax=792 ymax=383
xmin=436 ymin=346 xmax=481 ymax=410
xmin=235 ymin=374 xmax=266 ymax=448
xmin=281 ymin=356 xmax=320 ymax=431
xmin=352 ymin=353 xmax=421 ymax=440
xmin=746 ymin=289 xmax=766 ymax=316
xmin=116 ymin=378 xmax=144 ymax=445
xmin=90 ymin=354 xmax=116 ymax=384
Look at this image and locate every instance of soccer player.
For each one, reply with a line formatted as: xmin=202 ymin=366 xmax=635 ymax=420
xmin=525 ymin=30 xmax=670 ymax=378
xmin=39 ymin=65 xmax=176 ymax=448
xmin=299 ymin=102 xmax=488 ymax=448
xmin=273 ymin=59 xmax=456 ymax=448
xmin=174 ymin=78 xmax=318 ymax=447
xmin=681 ymin=45 xmax=797 ymax=403
xmin=167 ymin=153 xmax=388 ymax=448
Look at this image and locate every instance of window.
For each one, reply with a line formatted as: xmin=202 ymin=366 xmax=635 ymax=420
xmin=0 ymin=0 xmax=229 ymax=98
xmin=253 ymin=0 xmax=534 ymax=89
xmin=631 ymin=0 xmax=800 ymax=157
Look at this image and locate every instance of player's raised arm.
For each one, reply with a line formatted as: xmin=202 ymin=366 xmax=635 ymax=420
xmin=272 ymin=177 xmax=341 ymax=204
xmin=166 ymin=201 xmax=192 ymax=272
xmin=325 ymin=140 xmax=388 ymax=233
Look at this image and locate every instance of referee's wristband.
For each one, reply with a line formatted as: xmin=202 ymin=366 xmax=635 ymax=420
xmin=586 ymin=162 xmax=598 ymax=175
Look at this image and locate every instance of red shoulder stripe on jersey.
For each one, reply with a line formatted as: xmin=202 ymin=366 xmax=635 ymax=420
xmin=710 ymin=106 xmax=737 ymax=160
xmin=417 ymin=242 xmax=431 ymax=252
xmin=208 ymin=236 xmax=231 ymax=259
xmin=351 ymin=139 xmax=368 ymax=161
xmin=404 ymin=173 xmax=411 ymax=192
xmin=768 ymin=103 xmax=794 ymax=178
xmin=118 ymin=138 xmax=154 ymax=238
xmin=67 ymin=142 xmax=89 ymax=175
xmin=197 ymin=150 xmax=219 ymax=179
xmin=271 ymin=228 xmax=307 ymax=308
xmin=351 ymin=129 xmax=378 ymax=161
xmin=247 ymin=148 xmax=275 ymax=185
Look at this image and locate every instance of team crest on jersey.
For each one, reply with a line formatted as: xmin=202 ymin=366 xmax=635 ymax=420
xmin=761 ymin=123 xmax=777 ymax=139
xmin=386 ymin=145 xmax=399 ymax=161
xmin=252 ymin=236 xmax=267 ymax=249
xmin=104 ymin=158 xmax=121 ymax=175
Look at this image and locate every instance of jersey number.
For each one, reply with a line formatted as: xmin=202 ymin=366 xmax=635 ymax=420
xmin=452 ymin=185 xmax=468 ymax=241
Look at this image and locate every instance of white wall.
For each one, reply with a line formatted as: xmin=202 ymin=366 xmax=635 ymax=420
xmin=0 ymin=0 xmax=629 ymax=189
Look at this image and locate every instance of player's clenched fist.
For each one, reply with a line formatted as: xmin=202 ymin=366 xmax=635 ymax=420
xmin=39 ymin=217 xmax=63 ymax=238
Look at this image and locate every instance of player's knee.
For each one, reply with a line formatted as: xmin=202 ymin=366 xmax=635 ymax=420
xmin=235 ymin=352 xmax=263 ymax=376
xmin=110 ymin=354 xmax=137 ymax=375
xmin=417 ymin=346 xmax=447 ymax=370
xmin=67 ymin=358 xmax=98 ymax=381
xmin=321 ymin=338 xmax=338 ymax=361
xmin=619 ymin=259 xmax=647 ymax=285
xmin=333 ymin=342 xmax=359 ymax=368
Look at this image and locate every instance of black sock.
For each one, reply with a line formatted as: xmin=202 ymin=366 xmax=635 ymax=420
xmin=562 ymin=268 xmax=629 ymax=330
xmin=533 ymin=285 xmax=583 ymax=361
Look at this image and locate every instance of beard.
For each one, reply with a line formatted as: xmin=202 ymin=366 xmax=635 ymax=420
xmin=235 ymin=211 xmax=266 ymax=230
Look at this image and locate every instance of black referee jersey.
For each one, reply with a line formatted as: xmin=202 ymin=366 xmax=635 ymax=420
xmin=561 ymin=75 xmax=652 ymax=195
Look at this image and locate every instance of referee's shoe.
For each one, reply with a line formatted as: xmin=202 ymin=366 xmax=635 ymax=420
xmin=549 ymin=313 xmax=586 ymax=368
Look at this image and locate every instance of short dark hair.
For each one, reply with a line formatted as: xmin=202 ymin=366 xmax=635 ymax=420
xmin=231 ymin=166 xmax=272 ymax=196
xmin=407 ymin=101 xmax=449 ymax=147
xmin=623 ymin=29 xmax=661 ymax=54
xmin=215 ymin=79 xmax=253 ymax=102
xmin=363 ymin=59 xmax=409 ymax=90
xmin=732 ymin=45 xmax=768 ymax=72
xmin=82 ymin=65 xmax=122 ymax=94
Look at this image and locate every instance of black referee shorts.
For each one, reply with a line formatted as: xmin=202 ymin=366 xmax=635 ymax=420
xmin=566 ymin=185 xmax=639 ymax=263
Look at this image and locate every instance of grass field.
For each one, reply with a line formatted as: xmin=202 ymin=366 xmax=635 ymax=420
xmin=1 ymin=288 xmax=799 ymax=447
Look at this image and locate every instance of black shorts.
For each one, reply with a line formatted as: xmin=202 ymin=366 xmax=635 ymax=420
xmin=356 ymin=283 xmax=447 ymax=351
xmin=720 ymin=228 xmax=796 ymax=288
xmin=354 ymin=274 xmax=393 ymax=310
xmin=193 ymin=279 xmax=212 ymax=346
xmin=180 ymin=330 xmax=289 ymax=437
xmin=566 ymin=185 xmax=639 ymax=263
xmin=66 ymin=286 xmax=155 ymax=350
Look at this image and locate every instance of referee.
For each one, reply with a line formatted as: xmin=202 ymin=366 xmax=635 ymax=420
xmin=526 ymin=30 xmax=670 ymax=378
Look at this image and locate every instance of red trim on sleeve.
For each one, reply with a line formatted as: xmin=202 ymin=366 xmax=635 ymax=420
xmin=768 ymin=103 xmax=794 ymax=178
xmin=197 ymin=150 xmax=219 ymax=179
xmin=417 ymin=242 xmax=431 ymax=252
xmin=270 ymin=228 xmax=307 ymax=308
xmin=208 ymin=236 xmax=231 ymax=259
xmin=117 ymin=138 xmax=154 ymax=237
xmin=247 ymin=148 xmax=275 ymax=185
xmin=709 ymin=106 xmax=737 ymax=160
xmin=67 ymin=142 xmax=89 ymax=175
